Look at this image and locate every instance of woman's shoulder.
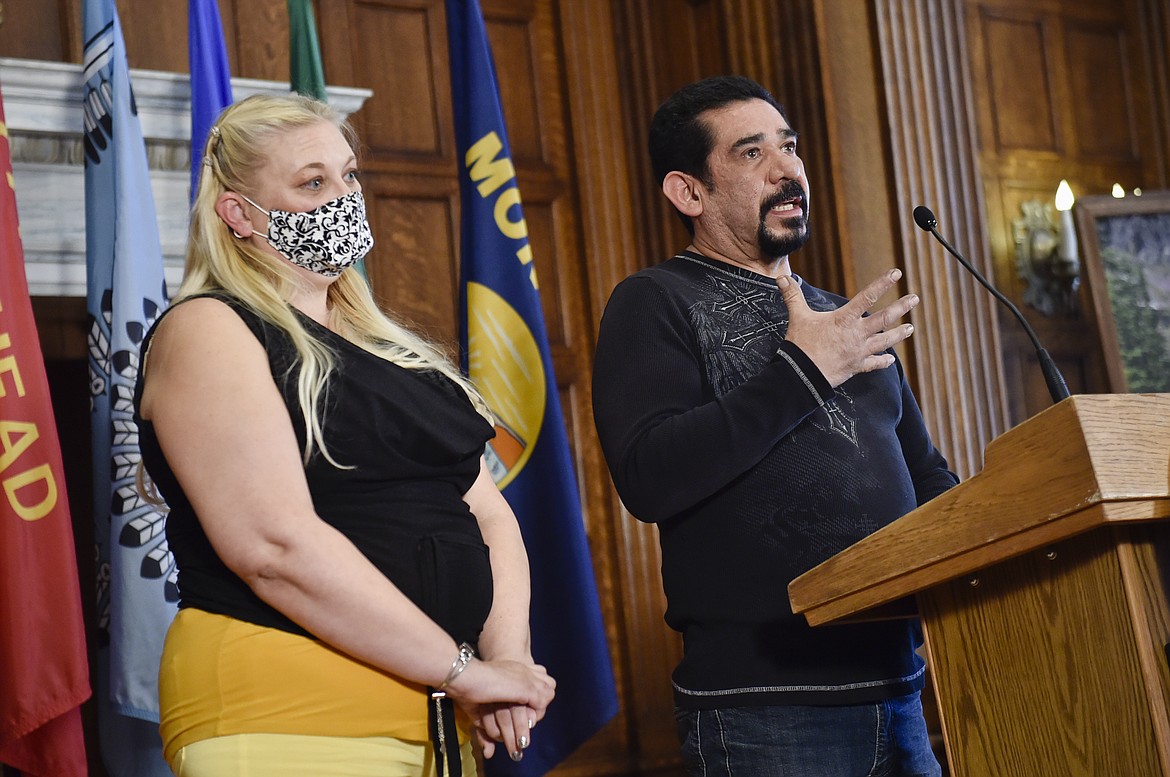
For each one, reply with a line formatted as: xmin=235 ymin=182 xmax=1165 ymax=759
xmin=153 ymin=293 xmax=274 ymax=346
xmin=166 ymin=292 xmax=241 ymax=317
xmin=144 ymin=294 xmax=274 ymax=374
xmin=137 ymin=294 xmax=278 ymax=417
xmin=167 ymin=292 xmax=260 ymax=323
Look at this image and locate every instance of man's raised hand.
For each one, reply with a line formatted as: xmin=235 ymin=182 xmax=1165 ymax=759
xmin=777 ymin=269 xmax=919 ymax=388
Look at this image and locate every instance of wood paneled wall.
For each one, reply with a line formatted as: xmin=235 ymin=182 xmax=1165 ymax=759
xmin=809 ymin=0 xmax=1014 ymax=480
xmin=965 ymin=0 xmax=1169 ymax=421
xmin=876 ymin=0 xmax=1015 ymax=475
xmin=7 ymin=1 xmax=1170 ymax=775
xmin=1136 ymin=0 xmax=1170 ymax=189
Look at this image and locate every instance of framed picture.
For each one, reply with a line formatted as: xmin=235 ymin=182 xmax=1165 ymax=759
xmin=1075 ymin=191 xmax=1170 ymax=393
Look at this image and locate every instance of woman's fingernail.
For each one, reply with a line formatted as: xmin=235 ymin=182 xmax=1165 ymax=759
xmin=528 ymin=718 xmax=535 ymax=729
xmin=519 ymin=735 xmax=529 ymax=749
xmin=511 ymin=751 xmax=524 ymax=762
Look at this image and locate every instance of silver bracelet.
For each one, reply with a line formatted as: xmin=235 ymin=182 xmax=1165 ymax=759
xmin=438 ymin=642 xmax=476 ymax=690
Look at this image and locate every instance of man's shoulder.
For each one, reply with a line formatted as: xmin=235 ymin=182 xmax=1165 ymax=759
xmin=599 ymin=257 xmax=702 ymax=330
xmin=609 ymin=255 xmax=691 ymax=296
xmin=620 ymin=252 xmax=723 ymax=290
xmin=625 ymin=253 xmax=691 ymax=279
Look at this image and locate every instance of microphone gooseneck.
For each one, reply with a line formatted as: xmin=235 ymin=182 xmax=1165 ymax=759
xmin=913 ymin=205 xmax=1071 ymax=404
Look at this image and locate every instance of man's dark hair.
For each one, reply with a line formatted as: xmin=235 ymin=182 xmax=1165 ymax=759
xmin=649 ymin=75 xmax=787 ymax=235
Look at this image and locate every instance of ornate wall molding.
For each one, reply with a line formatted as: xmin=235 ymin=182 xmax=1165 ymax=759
xmin=1 ymin=56 xmax=372 ymax=297
xmin=871 ymin=0 xmax=1012 ymax=477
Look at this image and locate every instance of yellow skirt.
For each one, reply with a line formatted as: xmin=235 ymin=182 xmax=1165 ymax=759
xmin=170 ymin=732 xmax=476 ymax=777
xmin=159 ymin=608 xmax=473 ymax=774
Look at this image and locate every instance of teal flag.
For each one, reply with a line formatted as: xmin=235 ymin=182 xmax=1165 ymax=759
xmin=289 ymin=0 xmax=327 ymax=100
xmin=287 ymin=0 xmax=367 ymax=280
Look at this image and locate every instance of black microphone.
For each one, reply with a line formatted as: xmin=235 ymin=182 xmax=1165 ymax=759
xmin=913 ymin=205 xmax=1070 ymax=404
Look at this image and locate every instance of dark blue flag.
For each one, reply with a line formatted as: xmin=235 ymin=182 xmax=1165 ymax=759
xmin=446 ymin=1 xmax=618 ymax=774
xmin=189 ymin=0 xmax=233 ymax=200
xmin=83 ymin=0 xmax=176 ymax=773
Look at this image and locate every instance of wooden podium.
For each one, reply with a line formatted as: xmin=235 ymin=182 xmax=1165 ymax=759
xmin=789 ymin=394 xmax=1170 ymax=776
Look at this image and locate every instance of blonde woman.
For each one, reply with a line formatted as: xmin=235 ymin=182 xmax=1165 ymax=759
xmin=135 ymin=94 xmax=554 ymax=776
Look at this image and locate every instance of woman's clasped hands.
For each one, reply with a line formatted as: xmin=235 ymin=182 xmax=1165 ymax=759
xmin=444 ymin=656 xmax=556 ymax=761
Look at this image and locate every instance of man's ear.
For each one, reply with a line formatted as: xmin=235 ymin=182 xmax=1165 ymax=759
xmin=215 ymin=192 xmax=257 ymax=238
xmin=662 ymin=171 xmax=704 ymax=219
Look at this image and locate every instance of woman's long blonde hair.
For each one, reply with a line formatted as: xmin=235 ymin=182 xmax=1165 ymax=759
xmin=185 ymin=93 xmax=490 ymax=466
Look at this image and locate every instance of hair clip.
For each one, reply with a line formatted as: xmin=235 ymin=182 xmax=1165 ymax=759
xmin=202 ymin=156 xmax=213 ymax=167
xmin=209 ymin=125 xmax=221 ymax=138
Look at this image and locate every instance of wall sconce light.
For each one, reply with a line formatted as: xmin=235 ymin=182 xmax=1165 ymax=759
xmin=1012 ymin=179 xmax=1081 ymax=317
xmin=1053 ymin=179 xmax=1079 ymax=279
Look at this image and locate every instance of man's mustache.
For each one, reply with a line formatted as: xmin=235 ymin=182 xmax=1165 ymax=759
xmin=760 ymin=182 xmax=807 ymax=219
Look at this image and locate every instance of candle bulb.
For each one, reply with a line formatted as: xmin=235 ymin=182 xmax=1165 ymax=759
xmin=1054 ymin=179 xmax=1078 ymax=265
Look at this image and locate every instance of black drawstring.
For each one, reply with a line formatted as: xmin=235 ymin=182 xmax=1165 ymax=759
xmin=419 ymin=535 xmax=464 ymax=776
xmin=428 ymin=689 xmax=462 ymax=777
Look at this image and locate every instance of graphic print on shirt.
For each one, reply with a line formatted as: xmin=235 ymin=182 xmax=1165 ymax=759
xmin=687 ymin=274 xmax=859 ymax=446
xmin=810 ymin=392 xmax=858 ymax=447
xmin=689 ymin=276 xmax=790 ymax=396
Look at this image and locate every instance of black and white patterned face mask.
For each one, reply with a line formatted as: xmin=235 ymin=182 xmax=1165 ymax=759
xmin=240 ymin=191 xmax=374 ymax=277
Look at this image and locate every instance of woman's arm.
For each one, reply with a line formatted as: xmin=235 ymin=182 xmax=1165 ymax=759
xmin=461 ymin=459 xmax=555 ymax=760
xmin=141 ymin=298 xmax=552 ymax=712
xmin=465 ymin=459 xmax=532 ymax=663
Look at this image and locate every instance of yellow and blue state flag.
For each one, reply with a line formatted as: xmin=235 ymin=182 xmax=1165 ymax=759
xmin=83 ymin=0 xmax=176 ymax=773
xmin=189 ymin=0 xmax=233 ymax=199
xmin=446 ymin=0 xmax=618 ymax=774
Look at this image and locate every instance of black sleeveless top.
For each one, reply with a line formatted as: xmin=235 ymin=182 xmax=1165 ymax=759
xmin=134 ymin=294 xmax=496 ymax=645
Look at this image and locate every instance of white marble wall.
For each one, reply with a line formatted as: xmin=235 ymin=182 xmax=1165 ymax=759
xmin=1 ymin=57 xmax=372 ymax=297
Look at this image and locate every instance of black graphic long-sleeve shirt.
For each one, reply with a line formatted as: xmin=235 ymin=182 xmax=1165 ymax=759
xmin=592 ymin=251 xmax=958 ymax=708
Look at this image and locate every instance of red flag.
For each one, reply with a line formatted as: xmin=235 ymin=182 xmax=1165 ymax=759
xmin=0 ymin=83 xmax=91 ymax=777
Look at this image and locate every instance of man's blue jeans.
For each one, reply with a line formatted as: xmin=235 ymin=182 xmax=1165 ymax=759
xmin=674 ymin=692 xmax=942 ymax=776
